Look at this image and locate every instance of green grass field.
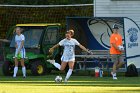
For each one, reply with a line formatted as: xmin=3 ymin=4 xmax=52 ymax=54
xmin=0 ymin=75 xmax=140 ymax=93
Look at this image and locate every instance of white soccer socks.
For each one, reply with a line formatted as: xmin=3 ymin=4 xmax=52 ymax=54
xmin=13 ymin=66 xmax=26 ymax=77
xmin=22 ymin=66 xmax=26 ymax=77
xmin=47 ymin=60 xmax=55 ymax=64
xmin=65 ymin=69 xmax=73 ymax=82
xmin=54 ymin=63 xmax=61 ymax=70
xmin=13 ymin=66 xmax=18 ymax=77
xmin=47 ymin=60 xmax=61 ymax=70
xmin=111 ymin=72 xmax=117 ymax=80
xmin=47 ymin=59 xmax=62 ymax=70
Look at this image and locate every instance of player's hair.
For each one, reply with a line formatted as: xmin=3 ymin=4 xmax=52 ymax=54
xmin=67 ymin=29 xmax=74 ymax=36
xmin=15 ymin=27 xmax=23 ymax=33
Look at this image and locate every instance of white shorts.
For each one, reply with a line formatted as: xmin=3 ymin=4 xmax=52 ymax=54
xmin=61 ymin=55 xmax=75 ymax=62
xmin=15 ymin=48 xmax=26 ymax=58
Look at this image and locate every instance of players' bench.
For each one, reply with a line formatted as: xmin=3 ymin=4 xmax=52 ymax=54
xmin=75 ymin=50 xmax=126 ymax=75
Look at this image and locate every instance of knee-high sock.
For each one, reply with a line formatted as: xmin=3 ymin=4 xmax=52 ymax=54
xmin=22 ymin=66 xmax=26 ymax=77
xmin=13 ymin=66 xmax=18 ymax=77
xmin=65 ymin=69 xmax=73 ymax=80
xmin=53 ymin=63 xmax=61 ymax=70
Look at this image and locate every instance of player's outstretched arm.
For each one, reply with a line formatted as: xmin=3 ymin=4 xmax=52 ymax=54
xmin=49 ymin=44 xmax=60 ymax=53
xmin=78 ymin=44 xmax=92 ymax=54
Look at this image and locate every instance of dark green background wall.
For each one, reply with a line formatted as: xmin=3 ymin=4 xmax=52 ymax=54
xmin=0 ymin=0 xmax=92 ymax=5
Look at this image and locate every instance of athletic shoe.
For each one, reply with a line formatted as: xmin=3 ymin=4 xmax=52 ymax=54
xmin=113 ymin=76 xmax=118 ymax=80
xmin=64 ymin=79 xmax=68 ymax=84
xmin=13 ymin=76 xmax=16 ymax=78
xmin=111 ymin=72 xmax=116 ymax=76
xmin=47 ymin=59 xmax=55 ymax=64
xmin=23 ymin=76 xmax=26 ymax=78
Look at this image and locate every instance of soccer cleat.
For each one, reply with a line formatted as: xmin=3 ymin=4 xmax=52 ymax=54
xmin=113 ymin=76 xmax=118 ymax=80
xmin=47 ymin=59 xmax=55 ymax=64
xmin=111 ymin=72 xmax=116 ymax=76
xmin=64 ymin=79 xmax=68 ymax=84
xmin=13 ymin=76 xmax=16 ymax=78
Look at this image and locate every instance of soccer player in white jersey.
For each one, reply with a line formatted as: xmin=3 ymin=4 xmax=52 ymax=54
xmin=48 ymin=30 xmax=92 ymax=83
xmin=13 ymin=27 xmax=26 ymax=78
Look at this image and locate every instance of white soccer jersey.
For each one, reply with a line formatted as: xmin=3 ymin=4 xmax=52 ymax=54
xmin=15 ymin=34 xmax=26 ymax=58
xmin=59 ymin=38 xmax=80 ymax=62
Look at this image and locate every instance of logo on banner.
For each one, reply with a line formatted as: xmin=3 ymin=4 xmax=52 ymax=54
xmin=128 ymin=28 xmax=139 ymax=48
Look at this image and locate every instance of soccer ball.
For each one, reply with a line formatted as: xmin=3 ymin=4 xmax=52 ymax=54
xmin=118 ymin=45 xmax=124 ymax=51
xmin=55 ymin=76 xmax=63 ymax=83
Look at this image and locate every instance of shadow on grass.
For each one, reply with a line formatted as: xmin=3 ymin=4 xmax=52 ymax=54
xmin=0 ymin=81 xmax=140 ymax=87
xmin=111 ymin=90 xmax=140 ymax=92
xmin=0 ymin=75 xmax=140 ymax=87
xmin=31 ymin=84 xmax=140 ymax=87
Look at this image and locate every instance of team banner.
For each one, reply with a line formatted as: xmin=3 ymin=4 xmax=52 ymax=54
xmin=87 ymin=18 xmax=124 ymax=49
xmin=67 ymin=17 xmax=124 ymax=50
xmin=67 ymin=17 xmax=140 ymax=68
xmin=124 ymin=18 xmax=140 ymax=68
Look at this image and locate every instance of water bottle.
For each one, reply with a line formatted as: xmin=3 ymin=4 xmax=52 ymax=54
xmin=95 ymin=67 xmax=99 ymax=78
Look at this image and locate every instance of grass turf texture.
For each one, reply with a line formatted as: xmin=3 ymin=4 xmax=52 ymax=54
xmin=0 ymin=75 xmax=140 ymax=93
